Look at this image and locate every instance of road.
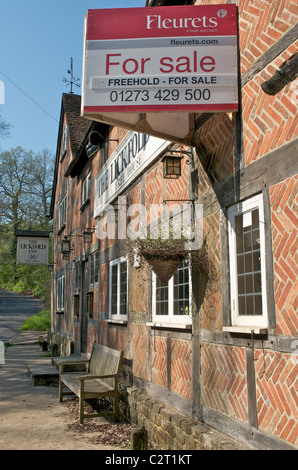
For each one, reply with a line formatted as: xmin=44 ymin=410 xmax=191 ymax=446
xmin=0 ymin=288 xmax=43 ymax=343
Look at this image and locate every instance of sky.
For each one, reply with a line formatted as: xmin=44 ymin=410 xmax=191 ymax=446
xmin=0 ymin=0 xmax=146 ymax=157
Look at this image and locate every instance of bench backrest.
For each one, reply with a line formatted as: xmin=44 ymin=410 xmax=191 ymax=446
xmin=89 ymin=343 xmax=123 ymax=387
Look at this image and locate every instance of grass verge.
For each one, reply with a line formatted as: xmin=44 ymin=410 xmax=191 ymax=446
xmin=20 ymin=309 xmax=51 ymax=331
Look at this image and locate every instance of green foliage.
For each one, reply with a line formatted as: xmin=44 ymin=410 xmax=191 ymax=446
xmin=0 ymin=262 xmax=51 ymax=305
xmin=20 ymin=309 xmax=51 ymax=331
xmin=0 ymin=146 xmax=54 ymax=305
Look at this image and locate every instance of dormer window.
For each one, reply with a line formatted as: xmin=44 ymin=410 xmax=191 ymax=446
xmin=60 ymin=125 xmax=68 ymax=161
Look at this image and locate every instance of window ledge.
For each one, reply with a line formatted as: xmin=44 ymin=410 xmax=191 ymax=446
xmin=80 ymin=198 xmax=90 ymax=212
xmin=57 ymin=224 xmax=66 ymax=236
xmin=223 ymin=326 xmax=267 ymax=335
xmin=146 ymin=322 xmax=192 ymax=330
xmin=105 ymin=319 xmax=127 ymax=325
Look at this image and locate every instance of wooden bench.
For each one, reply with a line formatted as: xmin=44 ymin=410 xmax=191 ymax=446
xmin=58 ymin=343 xmax=123 ymax=424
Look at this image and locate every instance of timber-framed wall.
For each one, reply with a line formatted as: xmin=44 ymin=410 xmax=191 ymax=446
xmin=49 ymin=0 xmax=298 ymax=450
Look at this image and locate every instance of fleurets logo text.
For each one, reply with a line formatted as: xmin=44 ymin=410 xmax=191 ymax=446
xmin=146 ymin=10 xmax=227 ymax=30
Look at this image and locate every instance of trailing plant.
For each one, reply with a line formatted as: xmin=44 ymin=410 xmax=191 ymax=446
xmin=123 ymin=220 xmax=218 ymax=288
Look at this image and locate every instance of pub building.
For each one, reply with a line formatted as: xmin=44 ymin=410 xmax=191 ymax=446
xmin=49 ymin=1 xmax=298 ymax=450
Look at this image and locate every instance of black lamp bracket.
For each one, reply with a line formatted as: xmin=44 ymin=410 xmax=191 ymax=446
xmin=162 ymin=148 xmax=194 ymax=166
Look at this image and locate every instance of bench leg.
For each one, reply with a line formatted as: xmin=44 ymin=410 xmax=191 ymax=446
xmin=114 ymin=392 xmax=119 ymax=422
xmin=59 ymin=378 xmax=64 ymax=403
xmin=79 ymin=381 xmax=85 ymax=424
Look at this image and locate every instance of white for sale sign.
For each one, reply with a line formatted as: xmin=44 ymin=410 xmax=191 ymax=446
xmin=82 ymin=4 xmax=238 ymax=115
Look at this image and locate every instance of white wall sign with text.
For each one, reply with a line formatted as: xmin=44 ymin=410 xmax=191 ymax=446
xmin=94 ymin=131 xmax=169 ymax=217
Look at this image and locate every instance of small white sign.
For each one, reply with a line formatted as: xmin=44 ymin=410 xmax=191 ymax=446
xmin=243 ymin=212 xmax=252 ymax=228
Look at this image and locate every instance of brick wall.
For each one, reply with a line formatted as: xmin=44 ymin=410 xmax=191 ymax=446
xmin=201 ymin=343 xmax=248 ymax=422
xmin=270 ymin=175 xmax=298 ymax=336
xmin=255 ymin=349 xmax=298 ymax=447
xmin=130 ymin=323 xmax=148 ymax=381
xmin=242 ymin=41 xmax=298 ymax=165
xmin=151 ymin=336 xmax=167 ymax=389
xmin=199 ymin=212 xmax=222 ymax=330
xmin=171 ymin=339 xmax=192 ymax=399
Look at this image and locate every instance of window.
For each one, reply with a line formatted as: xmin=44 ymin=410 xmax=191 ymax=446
xmin=59 ymin=194 xmax=67 ymax=230
xmin=152 ymin=258 xmax=192 ymax=326
xmin=75 ymin=262 xmax=81 ymax=291
xmin=228 ymin=194 xmax=268 ymax=328
xmin=90 ymin=251 xmax=99 ymax=285
xmin=82 ymin=172 xmax=91 ymax=206
xmin=57 ymin=274 xmax=65 ymax=312
xmin=86 ymin=292 xmax=94 ymax=318
xmin=109 ymin=257 xmax=128 ymax=320
xmin=60 ymin=125 xmax=68 ymax=160
xmin=73 ymin=294 xmax=80 ymax=317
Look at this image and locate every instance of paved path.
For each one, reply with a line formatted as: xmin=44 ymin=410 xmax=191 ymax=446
xmin=0 ymin=290 xmax=125 ymax=450
xmin=0 ymin=330 xmax=126 ymax=450
xmin=0 ymin=288 xmax=43 ymax=343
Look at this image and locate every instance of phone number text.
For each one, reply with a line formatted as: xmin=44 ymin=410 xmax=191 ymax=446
xmin=109 ymin=88 xmax=211 ymax=103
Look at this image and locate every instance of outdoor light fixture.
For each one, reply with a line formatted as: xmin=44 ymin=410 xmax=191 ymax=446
xmin=48 ymin=264 xmax=54 ymax=272
xmin=162 ymin=154 xmax=183 ymax=179
xmin=85 ymin=130 xmax=119 ymax=158
xmin=162 ymin=148 xmax=194 ymax=179
xmin=86 ymin=131 xmax=104 ymax=159
xmin=83 ymin=228 xmax=94 ymax=244
xmin=60 ymin=237 xmax=71 ymax=260
xmin=61 ymin=238 xmax=71 ymax=253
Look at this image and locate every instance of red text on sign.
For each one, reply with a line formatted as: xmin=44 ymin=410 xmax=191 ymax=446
xmin=105 ymin=52 xmax=216 ymax=75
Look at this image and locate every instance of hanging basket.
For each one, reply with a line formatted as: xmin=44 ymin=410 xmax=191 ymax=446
xmin=141 ymin=249 xmax=186 ymax=285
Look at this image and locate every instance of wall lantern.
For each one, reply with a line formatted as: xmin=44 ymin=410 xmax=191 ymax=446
xmin=86 ymin=130 xmax=119 ymax=159
xmin=48 ymin=264 xmax=54 ymax=272
xmin=86 ymin=131 xmax=104 ymax=159
xmin=60 ymin=237 xmax=71 ymax=260
xmin=61 ymin=238 xmax=71 ymax=253
xmin=83 ymin=228 xmax=94 ymax=244
xmin=162 ymin=154 xmax=183 ymax=179
xmin=162 ymin=148 xmax=194 ymax=179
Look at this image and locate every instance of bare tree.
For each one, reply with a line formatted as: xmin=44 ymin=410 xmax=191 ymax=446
xmin=0 ymin=112 xmax=12 ymax=140
xmin=0 ymin=146 xmax=54 ymax=230
xmin=30 ymin=148 xmax=55 ymax=221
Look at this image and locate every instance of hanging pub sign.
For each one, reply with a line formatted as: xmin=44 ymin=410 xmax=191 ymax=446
xmin=16 ymin=231 xmax=49 ymax=266
xmin=81 ymin=4 xmax=238 ymax=119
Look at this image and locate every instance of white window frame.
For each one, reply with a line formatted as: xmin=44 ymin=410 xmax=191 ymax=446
xmin=228 ymin=193 xmax=268 ymax=328
xmin=59 ymin=194 xmax=67 ymax=230
xmin=82 ymin=172 xmax=91 ymax=206
xmin=60 ymin=125 xmax=68 ymax=160
xmin=57 ymin=274 xmax=65 ymax=312
xmin=109 ymin=257 xmax=128 ymax=321
xmin=152 ymin=258 xmax=192 ymax=327
xmin=90 ymin=250 xmax=99 ymax=286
